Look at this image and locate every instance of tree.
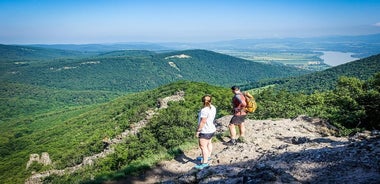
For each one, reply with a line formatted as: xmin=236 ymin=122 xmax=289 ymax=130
xmin=358 ymin=73 xmax=380 ymax=129
xmin=330 ymin=76 xmax=365 ymax=128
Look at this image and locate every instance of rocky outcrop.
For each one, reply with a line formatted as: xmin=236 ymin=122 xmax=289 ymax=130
xmin=122 ymin=115 xmax=380 ymax=184
xmin=175 ymin=131 xmax=380 ymax=184
xmin=157 ymin=90 xmax=185 ymax=109
xmin=26 ymin=152 xmax=52 ymax=169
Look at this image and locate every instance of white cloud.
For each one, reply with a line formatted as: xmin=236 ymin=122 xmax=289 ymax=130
xmin=374 ymin=22 xmax=380 ymax=27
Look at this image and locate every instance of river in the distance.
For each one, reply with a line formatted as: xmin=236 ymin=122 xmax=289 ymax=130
xmin=319 ymin=51 xmax=359 ymax=66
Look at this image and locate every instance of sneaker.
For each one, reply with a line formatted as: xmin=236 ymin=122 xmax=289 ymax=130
xmin=237 ymin=137 xmax=246 ymax=143
xmin=196 ymin=156 xmax=212 ymax=161
xmin=194 ymin=163 xmax=209 ymax=170
xmin=226 ymin=139 xmax=237 ymax=146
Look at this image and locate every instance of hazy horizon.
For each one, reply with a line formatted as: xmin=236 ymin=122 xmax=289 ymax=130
xmin=1 ymin=0 xmax=380 ymax=44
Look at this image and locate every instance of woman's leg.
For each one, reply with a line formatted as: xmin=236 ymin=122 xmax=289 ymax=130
xmin=207 ymin=139 xmax=213 ymax=158
xmin=199 ymin=138 xmax=209 ymax=163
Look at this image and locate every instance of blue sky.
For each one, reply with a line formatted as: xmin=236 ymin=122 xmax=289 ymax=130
xmin=1 ymin=0 xmax=380 ymax=44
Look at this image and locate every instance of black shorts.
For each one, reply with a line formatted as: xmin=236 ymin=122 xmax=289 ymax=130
xmin=199 ymin=132 xmax=215 ymax=140
xmin=229 ymin=115 xmax=246 ymax=125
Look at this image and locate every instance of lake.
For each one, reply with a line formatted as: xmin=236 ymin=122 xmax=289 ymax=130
xmin=319 ymin=51 xmax=359 ymax=66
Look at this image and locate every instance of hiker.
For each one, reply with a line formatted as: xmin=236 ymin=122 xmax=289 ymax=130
xmin=228 ymin=86 xmax=247 ymax=145
xmin=195 ymin=94 xmax=216 ymax=169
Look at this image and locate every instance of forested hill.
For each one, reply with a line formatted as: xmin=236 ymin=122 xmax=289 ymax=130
xmin=272 ymin=53 xmax=380 ymax=93
xmin=0 ymin=45 xmax=310 ymax=92
xmin=0 ymin=44 xmax=89 ymax=62
xmin=156 ymin=49 xmax=309 ymax=88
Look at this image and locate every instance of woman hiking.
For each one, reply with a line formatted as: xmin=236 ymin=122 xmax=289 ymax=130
xmin=194 ymin=94 xmax=216 ymax=170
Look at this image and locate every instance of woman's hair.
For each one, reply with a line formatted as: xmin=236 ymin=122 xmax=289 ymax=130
xmin=202 ymin=95 xmax=212 ymax=108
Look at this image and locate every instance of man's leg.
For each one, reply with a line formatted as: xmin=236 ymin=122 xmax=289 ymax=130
xmin=228 ymin=123 xmax=236 ymax=140
xmin=238 ymin=122 xmax=245 ymax=137
xmin=228 ymin=123 xmax=238 ymax=145
xmin=237 ymin=122 xmax=246 ymax=143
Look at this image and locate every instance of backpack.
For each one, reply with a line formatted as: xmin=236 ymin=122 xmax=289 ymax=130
xmin=243 ymin=91 xmax=257 ymax=113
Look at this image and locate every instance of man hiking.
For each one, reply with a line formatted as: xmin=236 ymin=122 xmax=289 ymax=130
xmin=227 ymin=86 xmax=247 ymax=145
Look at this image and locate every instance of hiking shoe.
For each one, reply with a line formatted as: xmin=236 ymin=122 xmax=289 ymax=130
xmin=196 ymin=156 xmax=212 ymax=161
xmin=237 ymin=137 xmax=246 ymax=143
xmin=226 ymin=139 xmax=237 ymax=146
xmin=194 ymin=163 xmax=209 ymax=170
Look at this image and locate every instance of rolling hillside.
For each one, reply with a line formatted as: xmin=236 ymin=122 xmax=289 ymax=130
xmin=1 ymin=45 xmax=310 ymax=92
xmin=0 ymin=82 xmax=123 ymax=120
xmin=0 ymin=45 xmax=311 ymax=120
xmin=274 ymin=53 xmax=380 ymax=93
xmin=0 ymin=81 xmax=233 ymax=184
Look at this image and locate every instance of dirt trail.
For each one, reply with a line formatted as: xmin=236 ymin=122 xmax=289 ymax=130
xmin=113 ymin=115 xmax=380 ymax=184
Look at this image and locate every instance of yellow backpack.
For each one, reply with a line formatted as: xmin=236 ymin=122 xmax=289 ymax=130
xmin=243 ymin=91 xmax=257 ymax=113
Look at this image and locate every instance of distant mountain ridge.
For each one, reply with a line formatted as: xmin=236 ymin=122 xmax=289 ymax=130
xmin=28 ymin=43 xmax=170 ymax=52
xmin=21 ymin=33 xmax=380 ymax=58
xmin=0 ymin=44 xmax=87 ymax=62
xmin=0 ymin=45 xmax=310 ymax=92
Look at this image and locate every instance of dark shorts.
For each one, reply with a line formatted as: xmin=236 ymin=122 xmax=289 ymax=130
xmin=229 ymin=115 xmax=246 ymax=125
xmin=199 ymin=132 xmax=215 ymax=140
